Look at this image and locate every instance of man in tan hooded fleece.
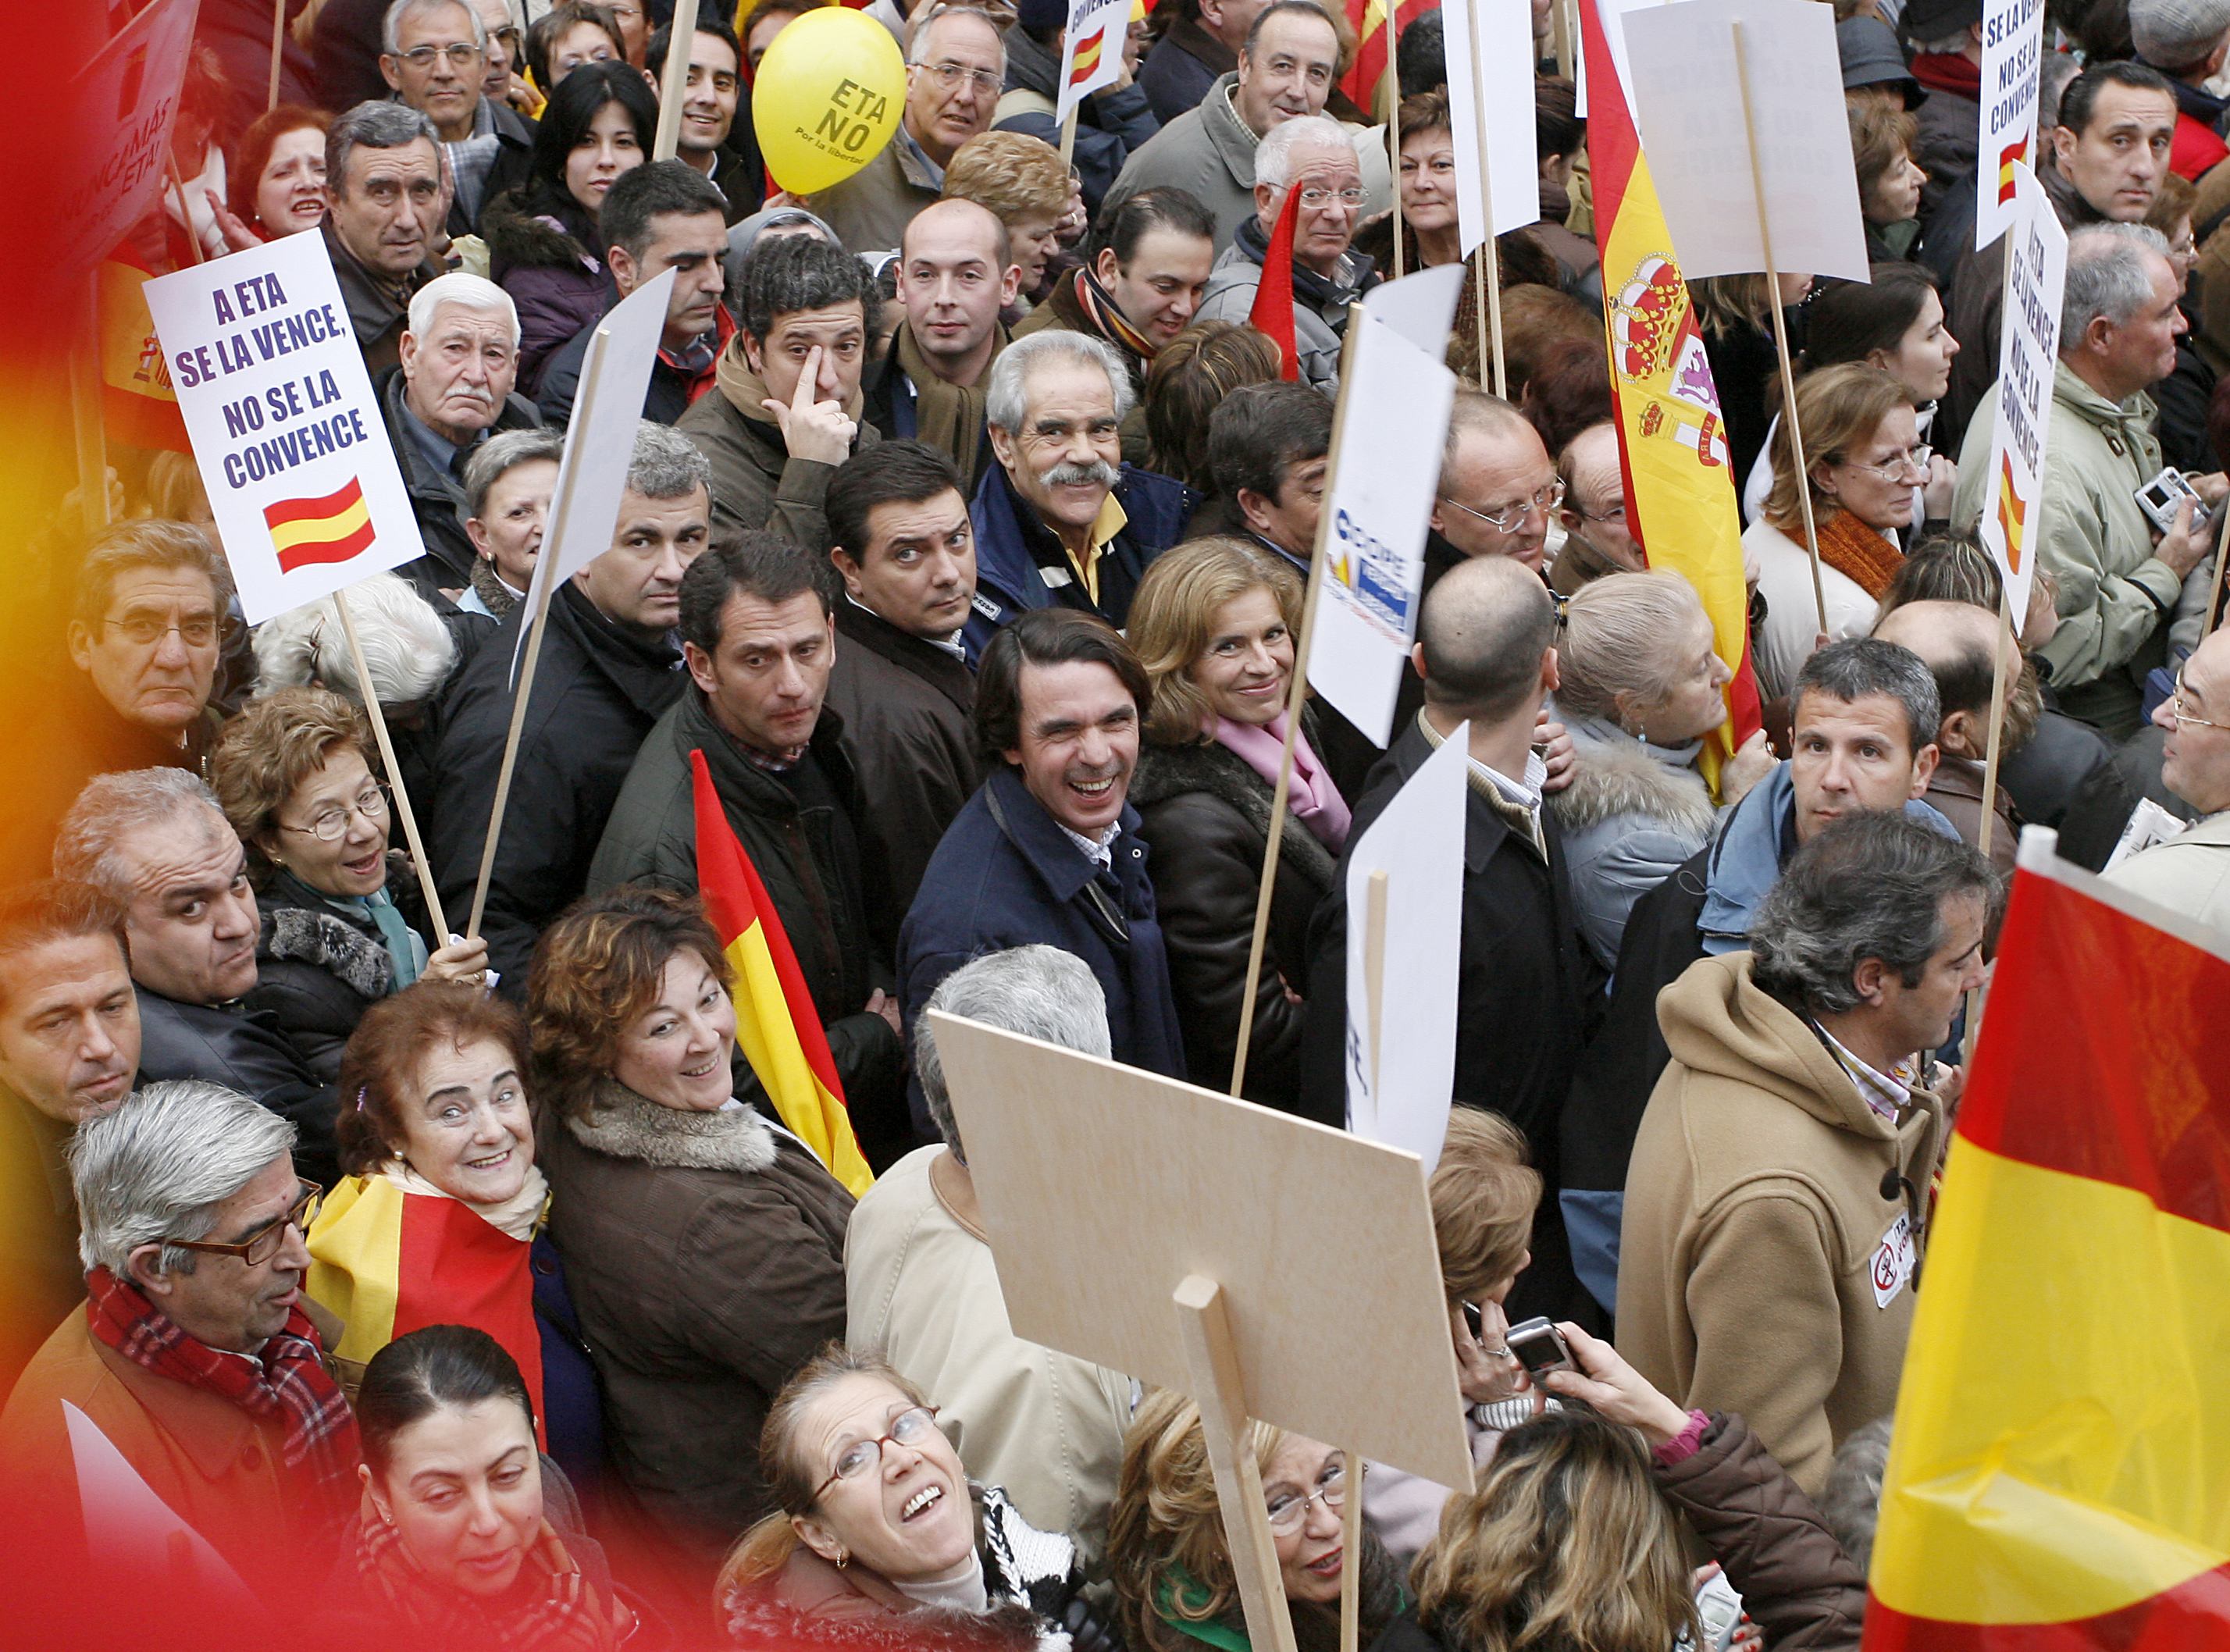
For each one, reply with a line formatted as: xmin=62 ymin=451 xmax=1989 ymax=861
xmin=1616 ymin=811 xmax=2000 ymax=1494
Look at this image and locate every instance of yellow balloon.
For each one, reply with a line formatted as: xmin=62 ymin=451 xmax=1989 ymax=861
xmin=751 ymin=9 xmax=907 ymax=196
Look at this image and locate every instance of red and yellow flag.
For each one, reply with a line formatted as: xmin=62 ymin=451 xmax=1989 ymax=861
xmin=304 ymin=1177 xmax=546 ymax=1444
xmin=1580 ymin=0 xmax=1762 ymax=785
xmin=97 ymin=255 xmax=189 ymax=454
xmin=1068 ymin=26 xmax=1106 ymax=85
xmin=1249 ymin=179 xmax=1303 ymax=383
xmin=264 ymin=475 xmax=375 ymax=572
xmin=1339 ymin=0 xmax=1434 ymax=119
xmin=1864 ymin=845 xmax=2230 ymax=1650
xmin=691 ymin=749 xmax=874 ymax=1195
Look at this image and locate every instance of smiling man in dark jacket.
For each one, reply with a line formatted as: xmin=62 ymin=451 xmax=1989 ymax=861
xmin=586 ymin=533 xmax=909 ymax=1164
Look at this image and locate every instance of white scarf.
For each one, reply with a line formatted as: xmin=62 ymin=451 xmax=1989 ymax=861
xmin=379 ymin=1158 xmax=550 ymax=1243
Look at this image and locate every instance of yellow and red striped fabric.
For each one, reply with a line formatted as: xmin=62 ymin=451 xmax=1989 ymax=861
xmin=1339 ymin=0 xmax=1434 ymax=119
xmin=1578 ymin=0 xmax=1762 ymax=787
xmin=264 ymin=475 xmax=375 ymax=572
xmin=1864 ymin=847 xmax=2230 ymax=1650
xmin=690 ymin=748 xmax=875 ymax=1196
xmin=304 ymin=1177 xmax=545 ymax=1443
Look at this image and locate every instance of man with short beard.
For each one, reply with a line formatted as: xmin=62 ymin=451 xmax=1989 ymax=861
xmin=967 ymin=332 xmax=1191 ymax=660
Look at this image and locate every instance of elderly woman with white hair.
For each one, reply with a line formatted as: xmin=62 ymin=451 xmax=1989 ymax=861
xmin=0 ymin=1081 xmax=354 ymax=1600
xmin=458 ymin=428 xmax=564 ymax=620
xmin=1548 ymin=571 xmax=1778 ymax=969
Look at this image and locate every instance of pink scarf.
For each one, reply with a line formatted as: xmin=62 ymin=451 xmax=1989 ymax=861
xmin=1211 ymin=713 xmax=1353 ymax=850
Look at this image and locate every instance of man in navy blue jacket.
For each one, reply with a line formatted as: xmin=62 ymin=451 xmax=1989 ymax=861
xmin=898 ymin=610 xmax=1185 ymax=1130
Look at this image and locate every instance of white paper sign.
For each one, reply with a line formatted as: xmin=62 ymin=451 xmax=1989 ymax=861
xmin=1308 ymin=270 xmax=1461 ymax=744
xmin=1057 ymin=0 xmax=1127 ymax=126
xmin=1976 ymin=0 xmax=2047 ymax=251
xmin=1979 ymin=162 xmax=2064 ymax=629
xmin=1344 ymin=727 xmax=1466 ymax=1173
xmin=143 ymin=231 xmax=420 ymax=625
xmin=1441 ymin=0 xmax=1542 ymax=250
xmin=1620 ymin=0 xmax=1870 ymax=283
xmin=53 ymin=0 xmax=201 ymax=285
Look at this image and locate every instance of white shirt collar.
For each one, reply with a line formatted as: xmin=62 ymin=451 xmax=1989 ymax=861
xmin=1060 ymin=819 xmax=1122 ymax=871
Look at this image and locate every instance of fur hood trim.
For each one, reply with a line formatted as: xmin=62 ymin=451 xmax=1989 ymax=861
xmin=258 ymin=903 xmax=391 ymax=1001
xmin=1130 ymin=739 xmax=1338 ymax=888
xmin=565 ymin=1079 xmax=777 ymax=1173
xmin=1549 ymin=723 xmax=1717 ymax=838
xmin=482 ymin=190 xmax=600 ymax=273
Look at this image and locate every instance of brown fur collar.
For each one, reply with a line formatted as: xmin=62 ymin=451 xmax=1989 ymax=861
xmin=563 ymin=1078 xmax=777 ymax=1173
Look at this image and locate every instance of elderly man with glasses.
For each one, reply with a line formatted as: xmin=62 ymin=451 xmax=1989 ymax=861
xmin=0 ymin=1081 xmax=354 ymax=1600
xmin=379 ymin=0 xmax=536 ymax=237
xmin=1429 ymin=390 xmax=1565 ymax=583
xmin=2106 ymin=625 xmax=2230 ymax=931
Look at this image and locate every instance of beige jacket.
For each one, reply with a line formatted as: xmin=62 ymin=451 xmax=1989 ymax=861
xmin=1616 ymin=953 xmax=1947 ymax=1494
xmin=2105 ymin=811 xmax=2230 ymax=937
xmin=844 ymin=1145 xmax=1132 ymax=1566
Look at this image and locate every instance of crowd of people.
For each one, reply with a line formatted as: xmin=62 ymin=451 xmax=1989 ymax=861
xmin=7 ymin=0 xmax=2230 ymax=1645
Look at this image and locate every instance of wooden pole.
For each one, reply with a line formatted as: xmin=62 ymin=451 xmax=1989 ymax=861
xmin=333 ymin=596 xmax=453 ymax=939
xmin=2206 ymin=491 xmax=2230 ymax=634
xmin=465 ymin=561 xmax=559 ymax=940
xmin=1174 ymin=1276 xmax=1302 ymax=1652
xmin=1974 ymin=586 xmax=2016 ymax=862
xmin=268 ymin=0 xmax=287 ymax=112
xmin=1388 ymin=12 xmax=1405 ymax=281
xmin=1338 ymin=1447 xmax=1365 ymax=1652
xmin=1338 ymin=870 xmax=1388 ymax=1652
xmin=1058 ymin=107 xmax=1079 ymax=170
xmin=69 ymin=274 xmax=110 ymax=545
xmin=1729 ymin=20 xmax=1826 ymax=636
xmin=1462 ymin=0 xmax=1506 ymax=394
xmin=1362 ymin=869 xmax=1388 ymax=1101
xmin=166 ymin=153 xmax=208 ymax=268
xmin=651 ymin=0 xmax=703 ymax=160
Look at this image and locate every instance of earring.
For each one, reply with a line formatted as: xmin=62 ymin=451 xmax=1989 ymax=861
xmin=835 ymin=1550 xmax=849 ymax=1569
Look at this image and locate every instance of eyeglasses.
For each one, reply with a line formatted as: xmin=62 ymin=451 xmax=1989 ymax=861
xmin=1265 ymin=1460 xmax=1357 ymax=1534
xmin=491 ymin=25 xmax=521 ymax=50
xmin=166 ymin=1181 xmax=321 ymax=1267
xmin=812 ymin=1406 xmax=943 ymax=1501
xmin=1844 ymin=443 xmax=1932 ymax=482
xmin=1441 ymin=479 xmax=1564 ymax=534
xmin=279 ymin=785 xmax=390 ymax=843
xmin=917 ymin=61 xmax=1004 ymax=95
xmin=1295 ymin=186 xmax=1367 ymax=209
xmin=1573 ymin=498 xmax=1626 ymax=525
xmin=104 ymin=614 xmax=219 ymax=649
xmin=397 ymin=42 xmax=483 ymax=69
xmin=2168 ymin=671 xmax=2228 ymax=732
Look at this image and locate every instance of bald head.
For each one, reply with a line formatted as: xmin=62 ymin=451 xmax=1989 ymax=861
xmin=1559 ymin=422 xmax=1621 ymax=513
xmin=1416 ymin=556 xmax=1557 ymax=724
xmin=903 ymin=196 xmax=1010 ymax=269
xmin=1872 ymin=599 xmax=2004 ymax=757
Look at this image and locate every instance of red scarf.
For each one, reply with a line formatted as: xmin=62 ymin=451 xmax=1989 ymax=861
xmin=1911 ymin=53 xmax=1981 ymax=98
xmin=355 ymin=1493 xmax=622 ymax=1650
xmin=86 ymin=1266 xmax=359 ymax=1529
xmin=1815 ymin=507 xmax=1908 ymax=599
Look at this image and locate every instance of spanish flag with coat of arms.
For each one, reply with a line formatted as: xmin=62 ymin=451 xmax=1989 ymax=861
xmin=1864 ymin=831 xmax=2230 ymax=1649
xmin=691 ymin=749 xmax=875 ymax=1196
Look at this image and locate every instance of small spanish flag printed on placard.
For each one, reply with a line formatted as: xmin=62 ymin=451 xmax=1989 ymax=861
xmin=1997 ymin=137 xmax=2026 ymax=205
xmin=1067 ymin=26 xmax=1104 ymax=84
xmin=263 ymin=475 xmax=375 ymax=573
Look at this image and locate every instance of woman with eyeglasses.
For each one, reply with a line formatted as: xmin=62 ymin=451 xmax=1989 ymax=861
xmin=210 ymin=687 xmax=488 ymax=1088
xmin=718 ymin=1345 xmax=1103 ymax=1647
xmin=1109 ymin=1387 xmax=1405 ymax=1652
xmin=1745 ymin=364 xmax=1924 ymax=700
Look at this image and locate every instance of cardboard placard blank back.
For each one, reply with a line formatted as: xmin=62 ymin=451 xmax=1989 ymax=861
xmin=928 ymin=1012 xmax=1475 ymax=1491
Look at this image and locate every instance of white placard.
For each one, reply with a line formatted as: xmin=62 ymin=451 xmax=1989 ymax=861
xmin=1057 ymin=0 xmax=1127 ymax=126
xmin=65 ymin=1401 xmax=262 ymax=1618
xmin=1979 ymin=163 xmax=2064 ymax=630
xmin=1620 ymin=0 xmax=1870 ymax=283
xmin=1976 ymin=0 xmax=2047 ymax=251
xmin=54 ymin=0 xmax=201 ymax=286
xmin=1344 ymin=726 xmax=1466 ymax=1173
xmin=1308 ymin=272 xmax=1461 ymax=745
xmin=143 ymin=231 xmax=420 ymax=625
xmin=1441 ymin=0 xmax=1542 ymax=251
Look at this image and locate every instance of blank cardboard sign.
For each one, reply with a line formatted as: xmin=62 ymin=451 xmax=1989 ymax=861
xmin=927 ymin=1011 xmax=1474 ymax=1490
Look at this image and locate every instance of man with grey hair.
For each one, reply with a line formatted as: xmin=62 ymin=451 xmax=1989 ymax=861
xmin=809 ymin=6 xmax=1008 ymax=254
xmin=0 ymin=1081 xmax=354 ymax=1594
xmin=1620 ymin=812 xmax=1999 ymax=1494
xmin=1193 ymin=112 xmax=1375 ymax=393
xmin=53 ymin=771 xmax=337 ymax=1187
xmin=845 ymin=945 xmax=1135 ymax=1561
xmin=429 ymin=422 xmax=711 ymax=986
xmin=379 ymin=0 xmax=534 ymax=236
xmin=967 ymin=329 xmax=1192 ymax=660
xmin=1953 ymin=219 xmax=2225 ymax=738
xmin=322 ymin=100 xmax=447 ymax=372
xmin=383 ymin=271 xmax=542 ymax=601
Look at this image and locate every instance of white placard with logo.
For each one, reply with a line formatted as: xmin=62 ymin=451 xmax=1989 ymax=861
xmin=1976 ymin=0 xmax=2047 ymax=251
xmin=1979 ymin=162 xmax=2065 ymax=628
xmin=142 ymin=230 xmax=419 ymax=625
xmin=1619 ymin=0 xmax=1870 ymax=283
xmin=1441 ymin=0 xmax=1543 ymax=249
xmin=1057 ymin=0 xmax=1127 ymax=126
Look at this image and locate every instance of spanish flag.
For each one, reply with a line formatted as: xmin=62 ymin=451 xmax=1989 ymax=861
xmin=97 ymin=255 xmax=189 ymax=454
xmin=265 ymin=475 xmax=376 ymax=573
xmin=1995 ymin=453 xmax=2029 ymax=577
xmin=1068 ymin=25 xmax=1105 ymax=85
xmin=1339 ymin=0 xmax=1434 ymax=121
xmin=304 ymin=1176 xmax=546 ymax=1443
xmin=691 ymin=749 xmax=874 ymax=1195
xmin=1865 ymin=835 xmax=2230 ymax=1650
xmin=1997 ymin=137 xmax=2027 ymax=206
xmin=1580 ymin=0 xmax=1762 ymax=785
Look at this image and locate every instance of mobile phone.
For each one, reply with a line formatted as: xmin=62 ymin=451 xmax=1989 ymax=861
xmin=1504 ymin=1316 xmax=1576 ymax=1383
xmin=1460 ymin=1300 xmax=1484 ymax=1344
xmin=2136 ymin=467 xmax=2208 ymax=534
xmin=1693 ymin=1569 xmax=1744 ymax=1652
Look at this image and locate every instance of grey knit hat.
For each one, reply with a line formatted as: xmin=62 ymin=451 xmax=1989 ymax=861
xmin=2132 ymin=0 xmax=2230 ymax=69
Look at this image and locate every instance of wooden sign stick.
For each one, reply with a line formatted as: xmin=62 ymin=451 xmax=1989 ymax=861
xmin=651 ymin=0 xmax=704 ymax=160
xmin=1974 ymin=586 xmax=2016 ymax=863
xmin=1060 ymin=108 xmax=1080 ymax=169
xmin=1332 ymin=867 xmax=1388 ymax=1652
xmin=1388 ymin=17 xmax=1406 ymax=280
xmin=1729 ymin=19 xmax=1826 ymax=637
xmin=331 ymin=595 xmax=452 ymax=939
xmin=1463 ymin=0 xmax=1507 ymax=395
xmin=2206 ymin=486 xmax=2230 ymax=635
xmin=166 ymin=154 xmax=208 ymax=268
xmin=268 ymin=0 xmax=286 ymax=112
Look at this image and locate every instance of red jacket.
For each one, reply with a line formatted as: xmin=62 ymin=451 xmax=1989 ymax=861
xmin=2172 ymin=110 xmax=2228 ymax=181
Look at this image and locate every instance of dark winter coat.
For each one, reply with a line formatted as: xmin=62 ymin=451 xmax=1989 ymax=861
xmin=426 ymin=582 xmax=689 ymax=988
xmin=539 ymin=1081 xmax=851 ymax=1586
xmin=322 ymin=219 xmax=437 ymax=376
xmin=899 ymin=764 xmax=1188 ymax=1127
xmin=1137 ymin=15 xmax=1232 ymax=127
xmin=1300 ymin=715 xmax=1604 ymax=1329
xmin=134 ymin=987 xmax=339 ymax=1187
xmin=675 ymin=354 xmax=881 ymax=548
xmin=243 ymin=863 xmax=431 ymax=1087
xmin=378 ymin=365 xmax=543 ymax=597
xmin=1128 ymin=735 xmax=1337 ymax=1112
xmin=825 ymin=598 xmax=980 ymax=931
xmin=484 ymin=190 xmax=618 ymax=397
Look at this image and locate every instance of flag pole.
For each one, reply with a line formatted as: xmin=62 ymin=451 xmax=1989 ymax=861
xmin=1463 ymin=0 xmax=1506 ymax=394
xmin=268 ymin=0 xmax=286 ymax=112
xmin=651 ymin=0 xmax=703 ymax=160
xmin=1730 ymin=19 xmax=1826 ymax=636
xmin=166 ymin=154 xmax=208 ymax=268
xmin=1388 ymin=5 xmax=1406 ymax=280
xmin=1059 ymin=107 xmax=1079 ymax=169
xmin=1229 ymin=312 xmax=1361 ymax=1098
xmin=331 ymin=595 xmax=452 ymax=938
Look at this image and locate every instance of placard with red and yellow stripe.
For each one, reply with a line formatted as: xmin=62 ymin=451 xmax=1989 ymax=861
xmin=1863 ymin=831 xmax=2230 ymax=1650
xmin=1056 ymin=0 xmax=1127 ymax=125
xmin=265 ymin=475 xmax=376 ymax=572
